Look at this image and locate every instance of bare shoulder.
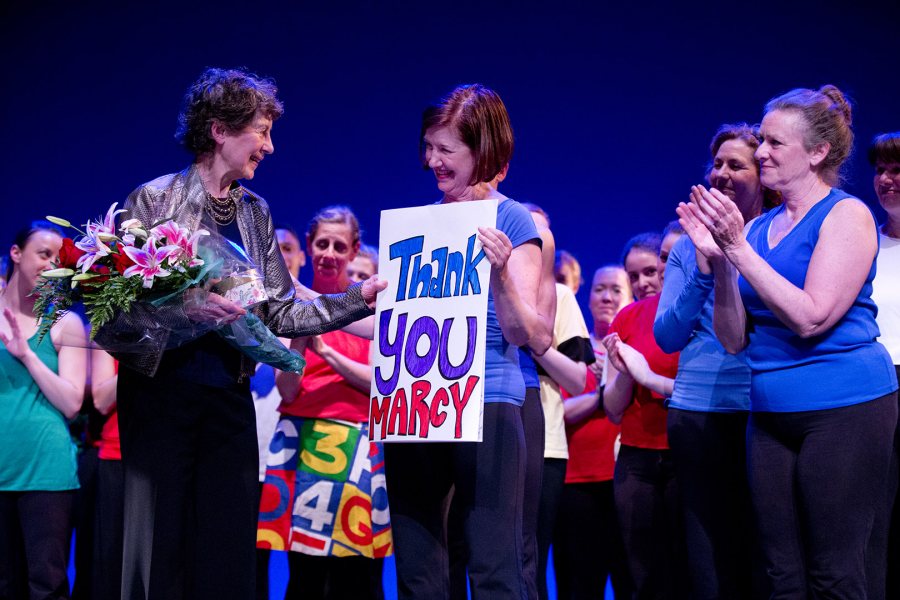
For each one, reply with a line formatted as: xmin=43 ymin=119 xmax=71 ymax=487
xmin=822 ymin=197 xmax=876 ymax=234
xmin=52 ymin=311 xmax=87 ymax=349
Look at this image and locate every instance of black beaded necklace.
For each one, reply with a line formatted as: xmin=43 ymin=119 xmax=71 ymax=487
xmin=205 ymin=192 xmax=237 ymax=226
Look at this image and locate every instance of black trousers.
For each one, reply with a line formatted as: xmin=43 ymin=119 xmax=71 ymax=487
xmin=92 ymin=459 xmax=124 ymax=600
xmin=521 ymin=388 xmax=545 ymax=600
xmin=0 ymin=490 xmax=75 ymax=600
xmin=553 ymin=480 xmax=632 ymax=600
xmin=613 ymin=445 xmax=685 ymax=600
xmin=118 ymin=369 xmax=259 ymax=600
xmin=749 ymin=392 xmax=897 ymax=599
xmin=868 ymin=367 xmax=900 ymax=600
xmin=385 ymin=402 xmax=526 ymax=600
xmin=667 ymin=408 xmax=758 ymax=600
xmin=448 ymin=388 xmax=543 ymax=600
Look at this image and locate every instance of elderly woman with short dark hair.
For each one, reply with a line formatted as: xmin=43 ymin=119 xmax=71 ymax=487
xmin=114 ymin=67 xmax=384 ymax=600
xmin=384 ymin=84 xmax=550 ymax=600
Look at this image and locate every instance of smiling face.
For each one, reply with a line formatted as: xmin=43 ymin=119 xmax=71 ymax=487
xmin=9 ymin=230 xmax=63 ymax=289
xmin=875 ymin=161 xmax=900 ymax=222
xmin=423 ymin=125 xmax=476 ymax=201
xmin=589 ymin=266 xmax=631 ymax=326
xmin=624 ymin=249 xmax=661 ymax=301
xmin=217 ymin=111 xmax=274 ymax=182
xmin=307 ymin=222 xmax=358 ymax=291
xmin=756 ymin=109 xmax=824 ymax=192
xmin=709 ymin=138 xmax=763 ymax=216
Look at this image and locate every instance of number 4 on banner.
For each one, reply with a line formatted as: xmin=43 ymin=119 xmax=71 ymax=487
xmin=294 ymin=480 xmax=335 ymax=532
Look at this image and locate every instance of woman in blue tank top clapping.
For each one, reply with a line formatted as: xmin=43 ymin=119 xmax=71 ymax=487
xmin=679 ymin=85 xmax=898 ymax=598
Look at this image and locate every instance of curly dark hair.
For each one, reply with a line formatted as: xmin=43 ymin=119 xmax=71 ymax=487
xmin=175 ymin=67 xmax=284 ymax=156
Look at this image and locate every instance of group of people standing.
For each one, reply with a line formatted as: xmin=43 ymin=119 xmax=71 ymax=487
xmin=1 ymin=66 xmax=899 ymax=600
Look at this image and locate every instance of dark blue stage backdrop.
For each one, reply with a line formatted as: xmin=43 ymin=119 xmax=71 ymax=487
xmin=3 ymin=1 xmax=899 ymax=322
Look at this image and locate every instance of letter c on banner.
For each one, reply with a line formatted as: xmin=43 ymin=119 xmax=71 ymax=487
xmin=268 ymin=419 xmax=299 ymax=469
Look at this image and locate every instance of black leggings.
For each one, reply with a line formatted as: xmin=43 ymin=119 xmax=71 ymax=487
xmin=284 ymin=553 xmax=384 ymax=599
xmin=667 ymin=408 xmax=758 ymax=600
xmin=449 ymin=388 xmax=542 ymax=600
xmin=385 ymin=402 xmax=526 ymax=600
xmin=552 ymin=480 xmax=632 ymax=600
xmin=868 ymin=367 xmax=900 ymax=600
xmin=748 ymin=392 xmax=897 ymax=599
xmin=0 ymin=490 xmax=75 ymax=600
xmin=521 ymin=388 xmax=545 ymax=600
xmin=613 ymin=445 xmax=685 ymax=599
xmin=536 ymin=457 xmax=565 ymax=600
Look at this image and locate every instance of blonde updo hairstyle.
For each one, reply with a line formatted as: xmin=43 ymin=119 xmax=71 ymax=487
xmin=764 ymin=85 xmax=854 ymax=186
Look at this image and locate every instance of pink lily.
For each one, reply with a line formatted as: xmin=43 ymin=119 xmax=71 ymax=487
xmin=122 ymin=237 xmax=181 ymax=288
xmin=74 ymin=203 xmax=127 ymax=273
xmin=151 ymin=221 xmax=209 ymax=267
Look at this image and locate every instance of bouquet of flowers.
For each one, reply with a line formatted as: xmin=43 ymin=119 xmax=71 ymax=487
xmin=35 ymin=203 xmax=305 ymax=374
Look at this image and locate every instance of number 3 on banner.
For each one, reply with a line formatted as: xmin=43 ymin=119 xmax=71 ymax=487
xmin=301 ymin=421 xmax=350 ymax=475
xmin=294 ymin=480 xmax=335 ymax=532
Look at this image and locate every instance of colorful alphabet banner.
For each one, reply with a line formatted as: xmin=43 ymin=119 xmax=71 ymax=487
xmin=369 ymin=200 xmax=496 ymax=442
xmin=257 ymin=416 xmax=392 ymax=558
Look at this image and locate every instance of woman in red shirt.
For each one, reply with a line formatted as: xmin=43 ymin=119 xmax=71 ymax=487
xmin=257 ymin=206 xmax=389 ymax=600
xmin=603 ymin=232 xmax=683 ymax=598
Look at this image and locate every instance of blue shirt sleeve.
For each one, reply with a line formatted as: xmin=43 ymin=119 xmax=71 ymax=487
xmin=498 ymin=199 xmax=540 ymax=249
xmin=653 ymin=235 xmax=714 ymax=353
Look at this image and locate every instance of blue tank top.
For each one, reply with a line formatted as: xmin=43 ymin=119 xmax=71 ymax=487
xmin=519 ymin=349 xmax=540 ymax=389
xmin=739 ymin=188 xmax=897 ymax=412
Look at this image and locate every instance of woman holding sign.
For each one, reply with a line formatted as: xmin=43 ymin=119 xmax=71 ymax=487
xmin=258 ymin=205 xmax=389 ymax=600
xmin=384 ymin=84 xmax=550 ymax=600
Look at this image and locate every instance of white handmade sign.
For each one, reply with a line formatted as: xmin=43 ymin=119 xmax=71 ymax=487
xmin=369 ymin=200 xmax=496 ymax=442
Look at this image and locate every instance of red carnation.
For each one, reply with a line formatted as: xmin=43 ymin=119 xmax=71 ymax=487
xmin=82 ymin=265 xmax=110 ymax=292
xmin=111 ymin=246 xmax=135 ymax=275
xmin=58 ymin=237 xmax=85 ymax=269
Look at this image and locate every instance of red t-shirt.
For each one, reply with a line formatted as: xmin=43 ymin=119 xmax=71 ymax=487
xmin=609 ymin=295 xmax=679 ymax=450
xmin=98 ymin=412 xmax=120 ymax=460
xmin=278 ymin=330 xmax=371 ymax=423
xmin=564 ymin=369 xmax=620 ymax=483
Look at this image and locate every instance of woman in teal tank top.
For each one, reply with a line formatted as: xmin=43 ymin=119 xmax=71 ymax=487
xmin=0 ymin=221 xmax=87 ymax=599
xmin=679 ymin=86 xmax=898 ymax=598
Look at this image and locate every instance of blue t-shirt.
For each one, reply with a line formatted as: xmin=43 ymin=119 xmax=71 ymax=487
xmin=654 ymin=235 xmax=751 ymax=412
xmin=739 ymin=188 xmax=897 ymax=412
xmin=519 ymin=349 xmax=540 ymax=389
xmin=484 ymin=199 xmax=540 ymax=405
